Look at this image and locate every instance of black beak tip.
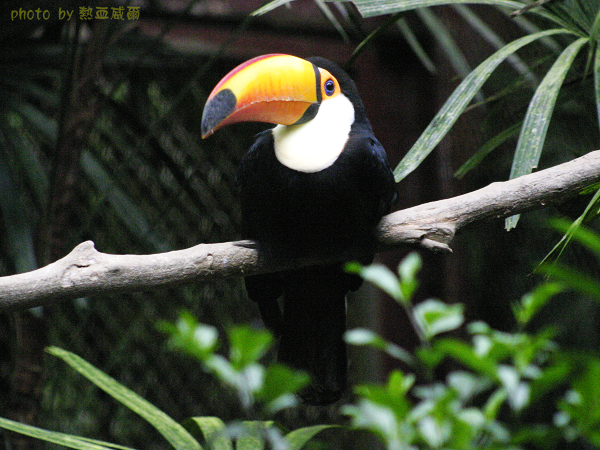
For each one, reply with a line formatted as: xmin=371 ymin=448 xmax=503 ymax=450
xmin=201 ymin=89 xmax=237 ymax=138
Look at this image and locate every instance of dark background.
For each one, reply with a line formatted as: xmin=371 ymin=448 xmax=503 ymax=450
xmin=1 ymin=1 xmax=598 ymax=448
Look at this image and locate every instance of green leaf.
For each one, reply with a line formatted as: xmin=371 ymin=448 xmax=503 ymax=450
xmin=542 ymin=263 xmax=600 ymax=301
xmin=394 ymin=28 xmax=570 ymax=182
xmin=513 ymin=282 xmax=564 ymax=326
xmin=228 ymin=325 xmax=273 ymax=370
xmin=413 ymin=299 xmax=464 ymax=340
xmin=506 ymin=36 xmax=588 ymax=230
xmin=285 ymin=425 xmax=337 ymax=450
xmin=497 ymin=364 xmax=530 ymax=411
xmin=47 ymin=347 xmax=202 ymax=450
xmin=398 ymin=251 xmax=422 ymax=303
xmin=256 ymin=364 xmax=310 ymax=412
xmin=433 ymin=338 xmax=498 ymax=377
xmin=347 ymin=262 xmax=402 ymax=301
xmin=185 ymin=417 xmax=232 ymax=450
xmin=0 ymin=416 xmax=128 ymax=450
xmin=330 ymin=0 xmax=527 ymax=18
xmin=1 ymin=113 xmax=49 ymax=206
xmin=352 ymin=370 xmax=415 ymax=417
xmin=345 ymin=328 xmax=415 ymax=365
xmin=159 ymin=311 xmax=219 ymax=361
xmin=559 ymin=358 xmax=600 ymax=441
xmin=235 ymin=421 xmax=273 ymax=450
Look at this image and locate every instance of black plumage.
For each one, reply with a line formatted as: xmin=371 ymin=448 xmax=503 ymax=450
xmin=237 ymin=57 xmax=396 ymax=404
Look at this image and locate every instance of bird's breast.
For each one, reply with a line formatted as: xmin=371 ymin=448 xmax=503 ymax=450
xmin=272 ymin=93 xmax=355 ymax=173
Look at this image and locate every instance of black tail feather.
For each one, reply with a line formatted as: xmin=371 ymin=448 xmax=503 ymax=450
xmin=277 ymin=265 xmax=351 ymax=405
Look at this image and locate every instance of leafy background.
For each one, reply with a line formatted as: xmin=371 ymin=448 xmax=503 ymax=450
xmin=1 ymin=0 xmax=600 ymax=449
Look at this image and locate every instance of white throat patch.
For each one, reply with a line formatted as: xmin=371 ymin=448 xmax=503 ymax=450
xmin=272 ymin=94 xmax=355 ymax=173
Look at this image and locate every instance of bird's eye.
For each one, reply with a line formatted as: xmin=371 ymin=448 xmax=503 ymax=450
xmin=324 ymin=79 xmax=336 ymax=96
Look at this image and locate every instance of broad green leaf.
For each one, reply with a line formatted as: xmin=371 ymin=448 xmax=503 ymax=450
xmin=256 ymin=363 xmax=309 ymax=413
xmin=542 ymin=264 xmax=600 ymax=300
xmin=398 ymin=252 xmax=422 ymax=304
xmin=433 ymin=338 xmax=498 ymax=377
xmin=236 ymin=421 xmax=273 ymax=450
xmin=506 ymin=37 xmax=588 ymax=230
xmin=0 ymin=416 xmax=130 ymax=450
xmin=327 ymin=0 xmax=526 ymax=18
xmin=559 ymin=358 xmax=600 ymax=442
xmin=285 ymin=425 xmax=337 ymax=450
xmin=347 ymin=262 xmax=402 ymax=300
xmin=345 ymin=328 xmax=415 ymax=365
xmin=513 ymin=282 xmax=564 ymax=326
xmin=160 ymin=311 xmax=219 ymax=361
xmin=413 ymin=299 xmax=464 ymax=340
xmin=497 ymin=365 xmax=530 ymax=411
xmin=351 ymin=370 xmax=415 ymax=422
xmin=13 ymin=102 xmax=58 ymax=146
xmin=186 ymin=417 xmax=232 ymax=450
xmin=394 ymin=28 xmax=570 ymax=182
xmin=47 ymin=347 xmax=203 ymax=450
xmin=228 ymin=325 xmax=273 ymax=370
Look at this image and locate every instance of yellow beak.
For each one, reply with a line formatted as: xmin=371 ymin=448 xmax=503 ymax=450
xmin=201 ymin=54 xmax=339 ymax=138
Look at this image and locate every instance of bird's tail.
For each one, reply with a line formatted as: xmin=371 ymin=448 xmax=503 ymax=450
xmin=277 ymin=265 xmax=352 ymax=405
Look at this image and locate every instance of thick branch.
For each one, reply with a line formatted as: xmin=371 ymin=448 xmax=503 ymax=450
xmin=2 ymin=150 xmax=600 ymax=310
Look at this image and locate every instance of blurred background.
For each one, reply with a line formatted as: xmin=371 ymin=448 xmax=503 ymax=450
xmin=1 ymin=0 xmax=599 ymax=448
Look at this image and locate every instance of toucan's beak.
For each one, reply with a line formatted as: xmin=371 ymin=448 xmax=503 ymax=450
xmin=201 ymin=54 xmax=337 ymax=138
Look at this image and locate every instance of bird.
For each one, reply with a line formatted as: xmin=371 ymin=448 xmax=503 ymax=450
xmin=201 ymin=54 xmax=397 ymax=405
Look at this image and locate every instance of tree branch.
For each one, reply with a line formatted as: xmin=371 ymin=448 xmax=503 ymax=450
xmin=2 ymin=150 xmax=600 ymax=310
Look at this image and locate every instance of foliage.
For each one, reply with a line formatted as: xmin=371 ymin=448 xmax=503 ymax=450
xmin=345 ymin=250 xmax=600 ymax=449
xmin=0 ymin=329 xmax=328 ymax=450
xmin=320 ymin=0 xmax=600 ymax=229
xmin=158 ymin=314 xmax=311 ymax=416
xmin=4 ymin=243 xmax=600 ymax=449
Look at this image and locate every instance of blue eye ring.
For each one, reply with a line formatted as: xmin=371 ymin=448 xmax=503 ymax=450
xmin=324 ymin=79 xmax=335 ymax=96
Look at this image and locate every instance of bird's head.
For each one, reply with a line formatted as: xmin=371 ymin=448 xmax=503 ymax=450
xmin=201 ymin=54 xmax=359 ymax=138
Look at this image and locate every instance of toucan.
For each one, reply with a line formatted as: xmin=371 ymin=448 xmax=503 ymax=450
xmin=201 ymin=54 xmax=397 ymax=405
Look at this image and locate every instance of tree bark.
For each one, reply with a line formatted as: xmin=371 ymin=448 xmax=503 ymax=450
xmin=1 ymin=150 xmax=599 ymax=310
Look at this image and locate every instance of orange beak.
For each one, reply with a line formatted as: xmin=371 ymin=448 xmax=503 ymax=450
xmin=201 ymin=54 xmax=339 ymax=138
